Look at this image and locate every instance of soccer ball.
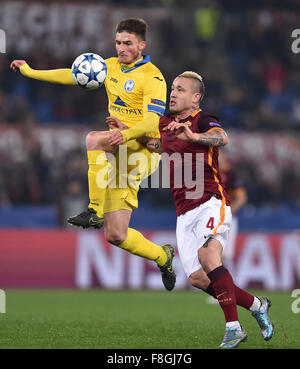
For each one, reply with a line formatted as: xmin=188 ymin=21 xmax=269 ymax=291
xmin=71 ymin=53 xmax=107 ymax=89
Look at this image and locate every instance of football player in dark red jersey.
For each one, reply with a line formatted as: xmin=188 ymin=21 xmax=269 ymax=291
xmin=160 ymin=71 xmax=273 ymax=348
xmin=218 ymin=148 xmax=247 ymax=274
xmin=107 ymin=71 xmax=274 ymax=348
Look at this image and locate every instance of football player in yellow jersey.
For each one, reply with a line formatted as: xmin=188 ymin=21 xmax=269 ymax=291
xmin=10 ymin=18 xmax=176 ymax=291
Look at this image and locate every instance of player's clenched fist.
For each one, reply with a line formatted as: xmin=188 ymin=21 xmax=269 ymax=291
xmin=10 ymin=60 xmax=26 ymax=72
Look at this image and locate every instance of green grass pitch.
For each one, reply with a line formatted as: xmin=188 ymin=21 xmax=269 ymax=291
xmin=0 ymin=289 xmax=298 ymax=349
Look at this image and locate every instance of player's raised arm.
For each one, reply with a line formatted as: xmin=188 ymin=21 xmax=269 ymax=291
xmin=166 ymin=122 xmax=229 ymax=147
xmin=120 ymin=71 xmax=167 ymax=143
xmin=195 ymin=127 xmax=228 ymax=146
xmin=10 ymin=60 xmax=76 ymax=85
xmin=106 ymin=115 xmax=163 ymax=153
xmin=120 ymin=111 xmax=161 ymax=143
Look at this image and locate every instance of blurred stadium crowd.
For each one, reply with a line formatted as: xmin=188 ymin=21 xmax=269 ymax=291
xmin=0 ymin=0 xmax=300 ymax=227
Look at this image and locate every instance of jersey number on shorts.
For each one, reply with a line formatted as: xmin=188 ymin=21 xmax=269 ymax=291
xmin=206 ymin=217 xmax=215 ymax=230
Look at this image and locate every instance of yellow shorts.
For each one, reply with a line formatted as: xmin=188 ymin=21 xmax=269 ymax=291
xmin=103 ymin=140 xmax=160 ymax=214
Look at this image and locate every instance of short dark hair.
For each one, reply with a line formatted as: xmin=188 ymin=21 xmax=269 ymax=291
xmin=116 ymin=18 xmax=147 ymax=41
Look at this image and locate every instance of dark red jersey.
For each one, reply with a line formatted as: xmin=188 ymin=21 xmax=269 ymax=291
xmin=221 ymin=168 xmax=244 ymax=199
xmin=159 ymin=109 xmax=230 ymax=216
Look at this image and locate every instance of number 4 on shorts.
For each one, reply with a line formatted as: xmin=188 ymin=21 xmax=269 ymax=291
xmin=206 ymin=217 xmax=214 ymax=230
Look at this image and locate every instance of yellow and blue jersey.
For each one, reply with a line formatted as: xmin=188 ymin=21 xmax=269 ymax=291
xmin=104 ymin=55 xmax=166 ymax=138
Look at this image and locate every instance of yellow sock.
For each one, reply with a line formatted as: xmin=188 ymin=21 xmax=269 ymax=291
xmin=119 ymin=228 xmax=167 ymax=266
xmin=87 ymin=150 xmax=107 ymax=218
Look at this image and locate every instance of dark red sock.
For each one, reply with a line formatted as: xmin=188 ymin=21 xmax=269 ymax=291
xmin=234 ymin=285 xmax=254 ymax=310
xmin=203 ymin=283 xmax=216 ymax=298
xmin=207 ymin=266 xmax=238 ymax=322
xmin=203 ymin=282 xmax=254 ymax=311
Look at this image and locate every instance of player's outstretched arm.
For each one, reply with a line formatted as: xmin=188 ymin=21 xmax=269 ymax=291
xmin=165 ymin=122 xmax=228 ymax=147
xmin=121 ymin=111 xmax=160 ymax=143
xmin=106 ymin=115 xmax=162 ymax=153
xmin=107 ymin=112 xmax=161 ymax=146
xmin=10 ymin=60 xmax=76 ymax=85
xmin=194 ymin=128 xmax=228 ymax=147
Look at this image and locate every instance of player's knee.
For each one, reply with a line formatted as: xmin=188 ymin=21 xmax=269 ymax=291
xmin=198 ymin=248 xmax=216 ymax=273
xmin=189 ymin=270 xmax=210 ymax=289
xmin=105 ymin=229 xmax=127 ymax=246
xmin=86 ymin=131 xmax=99 ymax=150
xmin=198 ymin=239 xmax=223 ymax=273
xmin=188 ymin=275 xmax=203 ymax=289
xmin=86 ymin=131 xmax=118 ymax=154
xmin=106 ymin=235 xmax=125 ymax=246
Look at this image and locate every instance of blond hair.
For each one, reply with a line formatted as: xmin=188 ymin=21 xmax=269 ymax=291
xmin=178 ymin=71 xmax=205 ymax=102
